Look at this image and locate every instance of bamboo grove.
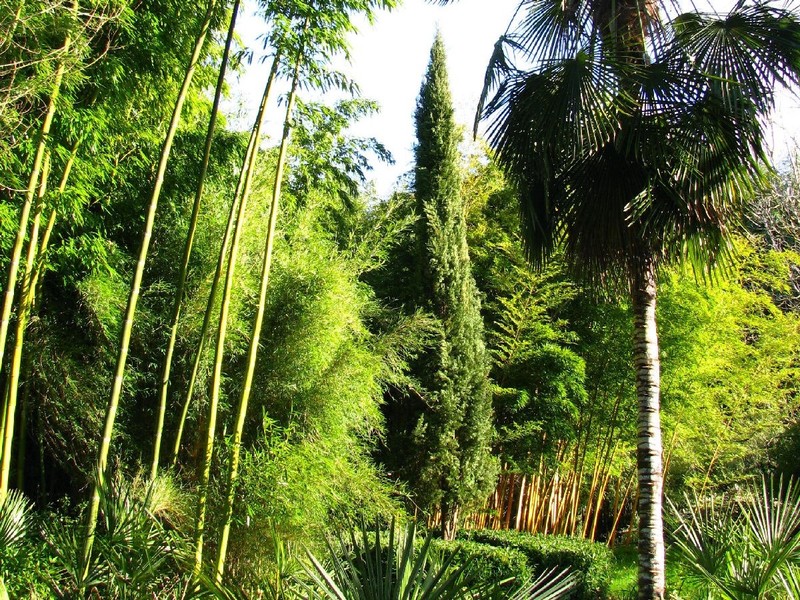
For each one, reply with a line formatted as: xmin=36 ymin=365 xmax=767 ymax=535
xmin=2 ymin=0 xmax=800 ymax=597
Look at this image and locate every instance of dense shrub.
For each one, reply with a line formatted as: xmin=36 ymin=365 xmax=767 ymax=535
xmin=459 ymin=529 xmax=612 ymax=599
xmin=429 ymin=538 xmax=531 ymax=594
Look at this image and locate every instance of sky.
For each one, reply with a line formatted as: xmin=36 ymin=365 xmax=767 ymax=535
xmin=232 ymin=0 xmax=522 ymax=196
xmin=231 ymin=0 xmax=800 ymax=198
xmin=334 ymin=0 xmax=523 ymax=195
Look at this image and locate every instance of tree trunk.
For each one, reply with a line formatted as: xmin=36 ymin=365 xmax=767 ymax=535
xmin=630 ymin=258 xmax=665 ymax=600
xmin=441 ymin=502 xmax=460 ymax=541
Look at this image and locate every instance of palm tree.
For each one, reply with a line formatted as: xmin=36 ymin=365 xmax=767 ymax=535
xmin=465 ymin=1 xmax=800 ymax=598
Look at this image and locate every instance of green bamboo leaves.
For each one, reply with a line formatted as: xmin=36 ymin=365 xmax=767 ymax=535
xmin=79 ymin=0 xmax=220 ymax=583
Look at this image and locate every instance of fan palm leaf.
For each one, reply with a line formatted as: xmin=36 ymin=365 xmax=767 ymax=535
xmin=0 ymin=489 xmax=29 ymax=551
xmin=669 ymin=476 xmax=800 ymax=599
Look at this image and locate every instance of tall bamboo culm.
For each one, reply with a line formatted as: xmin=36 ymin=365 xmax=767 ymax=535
xmin=150 ymin=0 xmax=242 ymax=481
xmin=79 ymin=0 xmax=219 ymax=584
xmin=0 ymin=155 xmax=50 ymax=496
xmin=170 ymin=52 xmax=281 ymax=467
xmin=192 ymin=51 xmax=282 ymax=576
xmin=0 ymin=0 xmax=76 ymax=419
xmin=214 ymin=43 xmax=304 ymax=582
xmin=13 ymin=142 xmax=80 ymax=491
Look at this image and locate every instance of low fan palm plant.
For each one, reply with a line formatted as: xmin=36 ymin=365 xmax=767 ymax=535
xmin=44 ymin=472 xmax=230 ymax=598
xmin=0 ymin=489 xmax=31 ymax=597
xmin=669 ymin=475 xmax=800 ymax=599
xmin=0 ymin=489 xmax=29 ymax=552
xmin=303 ymin=519 xmax=575 ymax=600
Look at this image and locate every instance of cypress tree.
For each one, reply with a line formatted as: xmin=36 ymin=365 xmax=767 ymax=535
xmin=412 ymin=34 xmax=496 ymax=540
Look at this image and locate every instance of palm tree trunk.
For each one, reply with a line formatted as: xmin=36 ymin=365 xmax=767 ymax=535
xmin=150 ymin=0 xmax=241 ymax=481
xmin=192 ymin=50 xmax=282 ymax=576
xmin=0 ymin=0 xmax=75 ymax=385
xmin=0 ymin=154 xmax=50 ymax=497
xmin=631 ymin=258 xmax=665 ymax=600
xmin=214 ymin=47 xmax=304 ymax=582
xmin=79 ymin=0 xmax=218 ymax=584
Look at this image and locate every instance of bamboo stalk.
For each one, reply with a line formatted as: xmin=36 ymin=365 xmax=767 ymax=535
xmin=80 ymin=0 xmax=218 ymax=583
xmin=0 ymin=0 xmax=75 ymax=405
xmin=663 ymin=426 xmax=679 ymax=492
xmin=590 ymin=446 xmax=616 ymax=541
xmin=15 ymin=141 xmax=81 ymax=491
xmin=169 ymin=128 xmax=251 ymax=467
xmin=503 ymin=472 xmax=516 ymax=529
xmin=0 ymin=155 xmax=50 ymax=495
xmin=192 ymin=47 xmax=283 ymax=575
xmin=150 ymin=0 xmax=241 ymax=481
xmin=170 ymin=51 xmax=281 ymax=467
xmin=608 ymin=470 xmax=635 ymax=548
xmin=214 ymin=39 xmax=304 ymax=582
xmin=565 ymin=470 xmax=577 ymax=535
xmin=526 ymin=474 xmax=538 ymax=532
xmin=515 ymin=474 xmax=526 ymax=531
xmin=624 ymin=488 xmax=639 ymax=546
xmin=582 ymin=454 xmax=601 ymax=538
xmin=1 ymin=1 xmax=27 ymax=117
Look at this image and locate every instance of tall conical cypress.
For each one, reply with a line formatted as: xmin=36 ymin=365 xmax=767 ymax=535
xmin=412 ymin=33 xmax=496 ymax=541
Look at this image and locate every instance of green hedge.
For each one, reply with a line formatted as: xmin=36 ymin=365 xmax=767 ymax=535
xmin=458 ymin=529 xmax=613 ymax=599
xmin=428 ymin=538 xmax=531 ymax=595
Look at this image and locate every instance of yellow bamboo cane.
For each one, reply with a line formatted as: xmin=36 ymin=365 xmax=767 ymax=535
xmin=214 ymin=39 xmax=305 ymax=582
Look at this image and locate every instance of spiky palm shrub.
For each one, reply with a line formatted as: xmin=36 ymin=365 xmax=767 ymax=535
xmin=669 ymin=476 xmax=800 ymax=599
xmin=304 ymin=521 xmax=477 ymax=600
xmin=0 ymin=489 xmax=31 ymax=594
xmin=44 ymin=473 xmax=226 ymax=598
xmin=303 ymin=520 xmax=576 ymax=600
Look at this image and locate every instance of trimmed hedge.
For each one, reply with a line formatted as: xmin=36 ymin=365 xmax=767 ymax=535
xmin=458 ymin=529 xmax=613 ymax=599
xmin=428 ymin=538 xmax=531 ymax=594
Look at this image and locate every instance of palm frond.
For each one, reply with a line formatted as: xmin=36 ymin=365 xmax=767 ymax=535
xmin=668 ymin=476 xmax=800 ymax=599
xmin=0 ymin=489 xmax=30 ymax=551
xmin=671 ymin=3 xmax=800 ymax=115
xmin=475 ymin=35 xmax=522 ymax=138
xmin=507 ymin=566 xmax=577 ymax=600
xmin=479 ymin=0 xmax=800 ymax=286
